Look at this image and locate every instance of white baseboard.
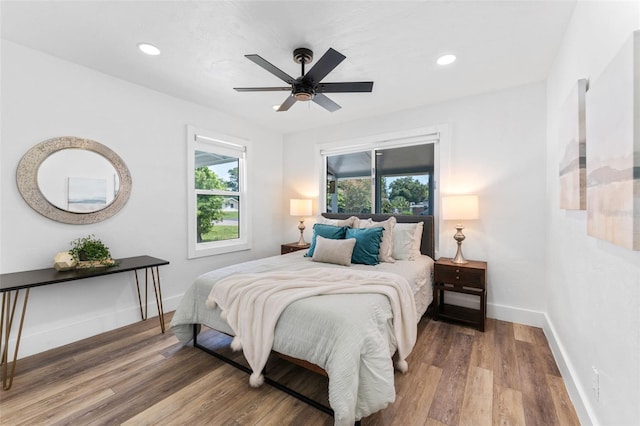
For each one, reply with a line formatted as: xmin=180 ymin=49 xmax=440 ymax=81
xmin=542 ymin=313 xmax=597 ymax=426
xmin=15 ymin=294 xmax=183 ymax=359
xmin=444 ymin=294 xmax=546 ymax=327
xmin=487 ymin=302 xmax=546 ymax=327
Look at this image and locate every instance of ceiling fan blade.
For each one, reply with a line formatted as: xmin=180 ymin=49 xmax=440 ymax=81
xmin=302 ymin=48 xmax=346 ymax=85
xmin=277 ymin=95 xmax=297 ymax=112
xmin=313 ymin=94 xmax=341 ymax=112
xmin=234 ymin=87 xmax=291 ymax=92
xmin=317 ymin=82 xmax=374 ymax=93
xmin=245 ymin=54 xmax=295 ymax=84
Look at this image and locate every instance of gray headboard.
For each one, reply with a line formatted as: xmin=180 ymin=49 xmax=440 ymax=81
xmin=321 ymin=213 xmax=435 ymax=260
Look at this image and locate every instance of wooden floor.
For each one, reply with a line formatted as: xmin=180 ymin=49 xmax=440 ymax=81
xmin=0 ymin=312 xmax=580 ymax=425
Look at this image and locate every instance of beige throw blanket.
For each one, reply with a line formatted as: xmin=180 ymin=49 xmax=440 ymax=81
xmin=206 ymin=267 xmax=417 ymax=387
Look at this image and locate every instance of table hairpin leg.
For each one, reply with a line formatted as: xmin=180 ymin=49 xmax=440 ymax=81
xmin=150 ymin=266 xmax=165 ymax=333
xmin=1 ymin=288 xmax=29 ymax=390
xmin=134 ymin=267 xmax=165 ymax=333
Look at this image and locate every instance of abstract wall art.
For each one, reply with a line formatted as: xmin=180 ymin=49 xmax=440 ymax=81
xmin=559 ymin=78 xmax=588 ymax=210
xmin=586 ymin=30 xmax=639 ymax=251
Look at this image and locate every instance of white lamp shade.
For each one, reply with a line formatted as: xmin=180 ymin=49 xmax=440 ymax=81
xmin=442 ymin=195 xmax=479 ymax=221
xmin=290 ymin=199 xmax=312 ymax=217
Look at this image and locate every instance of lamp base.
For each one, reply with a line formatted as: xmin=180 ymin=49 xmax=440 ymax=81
xmin=451 ymin=224 xmax=469 ymax=264
xmin=296 ymin=220 xmax=307 ymax=245
xmin=451 ymin=243 xmax=469 ymax=264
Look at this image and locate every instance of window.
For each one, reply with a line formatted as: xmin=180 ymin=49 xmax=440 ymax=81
xmin=322 ymin=131 xmax=439 ymax=216
xmin=187 ymin=126 xmax=250 ymax=258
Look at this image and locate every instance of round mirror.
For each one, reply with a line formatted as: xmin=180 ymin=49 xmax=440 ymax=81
xmin=17 ymin=137 xmax=132 ymax=224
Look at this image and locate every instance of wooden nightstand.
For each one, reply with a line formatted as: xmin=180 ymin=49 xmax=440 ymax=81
xmin=281 ymin=242 xmax=310 ymax=255
xmin=433 ymin=257 xmax=487 ymax=331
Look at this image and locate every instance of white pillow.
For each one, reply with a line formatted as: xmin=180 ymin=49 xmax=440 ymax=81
xmin=392 ymin=222 xmax=423 ymax=260
xmin=311 ymin=235 xmax=356 ymax=266
xmin=357 ymin=216 xmax=396 ymax=263
xmin=318 ymin=216 xmax=358 ymax=228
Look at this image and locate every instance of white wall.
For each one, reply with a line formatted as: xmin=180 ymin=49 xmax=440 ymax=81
xmin=0 ymin=41 xmax=284 ymax=358
xmin=283 ymin=82 xmax=548 ymax=325
xmin=544 ymin=2 xmax=640 ymax=425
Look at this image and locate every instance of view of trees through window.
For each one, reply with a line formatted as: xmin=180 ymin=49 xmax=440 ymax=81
xmin=195 ymin=151 xmax=240 ymax=243
xmin=327 ymin=175 xmax=430 ymax=215
xmin=326 ymin=144 xmax=434 ymax=215
xmin=381 ymin=175 xmax=430 ymax=214
xmin=330 ymin=178 xmax=372 ymax=213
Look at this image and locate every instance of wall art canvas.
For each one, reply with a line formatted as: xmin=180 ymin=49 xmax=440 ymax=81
xmin=559 ymin=78 xmax=587 ymax=210
xmin=67 ymin=177 xmax=108 ymax=212
xmin=586 ymin=31 xmax=640 ymax=251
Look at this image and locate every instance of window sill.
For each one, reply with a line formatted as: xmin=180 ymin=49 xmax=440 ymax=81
xmin=188 ymin=240 xmax=251 ymax=259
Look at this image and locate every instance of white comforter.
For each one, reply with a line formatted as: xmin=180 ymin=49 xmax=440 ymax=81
xmin=206 ymin=267 xmax=417 ymax=390
xmin=171 ymin=253 xmax=433 ymax=425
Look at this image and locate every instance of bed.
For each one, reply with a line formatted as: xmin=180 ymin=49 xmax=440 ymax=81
xmin=171 ymin=213 xmax=435 ymax=425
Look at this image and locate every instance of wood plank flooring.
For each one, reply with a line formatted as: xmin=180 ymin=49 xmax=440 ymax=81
xmin=0 ymin=312 xmax=580 ymax=425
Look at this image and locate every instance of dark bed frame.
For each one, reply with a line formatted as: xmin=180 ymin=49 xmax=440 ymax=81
xmin=193 ymin=214 xmax=435 ymax=424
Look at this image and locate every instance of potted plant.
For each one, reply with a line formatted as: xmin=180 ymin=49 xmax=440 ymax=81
xmin=68 ymin=234 xmax=116 ymax=268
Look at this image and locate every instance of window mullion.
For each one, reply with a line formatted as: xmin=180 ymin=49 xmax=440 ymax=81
xmin=371 ymin=148 xmax=376 ymax=214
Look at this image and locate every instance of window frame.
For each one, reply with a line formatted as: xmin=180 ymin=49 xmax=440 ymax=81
xmin=187 ymin=125 xmax=251 ymax=258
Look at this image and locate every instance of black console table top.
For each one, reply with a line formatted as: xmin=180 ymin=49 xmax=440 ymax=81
xmin=0 ymin=255 xmax=169 ymax=292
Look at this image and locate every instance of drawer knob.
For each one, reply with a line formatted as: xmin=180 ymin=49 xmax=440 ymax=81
xmin=455 ymin=269 xmax=460 ymax=273
xmin=456 ymin=276 xmax=460 ymax=280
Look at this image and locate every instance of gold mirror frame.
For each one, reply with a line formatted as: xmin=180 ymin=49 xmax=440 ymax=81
xmin=16 ymin=136 xmax=132 ymax=224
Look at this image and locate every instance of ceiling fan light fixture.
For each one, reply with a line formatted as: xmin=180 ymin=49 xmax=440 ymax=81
xmin=138 ymin=42 xmax=161 ymax=56
xmin=294 ymin=91 xmax=314 ymax=101
xmin=437 ymin=54 xmax=456 ymax=66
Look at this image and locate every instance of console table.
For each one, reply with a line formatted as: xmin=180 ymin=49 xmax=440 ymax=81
xmin=0 ymin=255 xmax=169 ymax=390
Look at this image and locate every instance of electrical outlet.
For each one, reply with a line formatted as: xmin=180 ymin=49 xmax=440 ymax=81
xmin=592 ymin=366 xmax=600 ymax=402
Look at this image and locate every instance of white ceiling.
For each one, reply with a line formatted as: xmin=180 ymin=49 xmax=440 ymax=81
xmin=1 ymin=1 xmax=576 ymax=134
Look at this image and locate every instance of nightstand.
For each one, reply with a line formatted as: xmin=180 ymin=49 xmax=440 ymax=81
xmin=433 ymin=257 xmax=487 ymax=331
xmin=281 ymin=242 xmax=310 ymax=255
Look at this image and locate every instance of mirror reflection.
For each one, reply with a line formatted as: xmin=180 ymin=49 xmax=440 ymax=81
xmin=37 ymin=149 xmax=120 ymax=213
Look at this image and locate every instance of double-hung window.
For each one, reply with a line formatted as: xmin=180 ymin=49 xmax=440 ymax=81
xmin=187 ymin=126 xmax=250 ymax=258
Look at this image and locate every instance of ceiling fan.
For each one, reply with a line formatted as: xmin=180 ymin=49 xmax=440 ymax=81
xmin=233 ymin=47 xmax=374 ymax=112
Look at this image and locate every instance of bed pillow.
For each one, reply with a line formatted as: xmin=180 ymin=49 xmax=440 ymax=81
xmin=356 ymin=216 xmax=396 ymax=263
xmin=311 ymin=236 xmax=356 ymax=266
xmin=317 ymin=215 xmax=358 ymax=228
xmin=306 ymin=224 xmax=348 ymax=257
xmin=392 ymin=222 xmax=424 ymax=260
xmin=346 ymin=226 xmax=384 ymax=265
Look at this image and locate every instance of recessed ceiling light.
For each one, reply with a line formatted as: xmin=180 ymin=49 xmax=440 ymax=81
xmin=436 ymin=54 xmax=456 ymax=66
xmin=138 ymin=43 xmax=161 ymax=56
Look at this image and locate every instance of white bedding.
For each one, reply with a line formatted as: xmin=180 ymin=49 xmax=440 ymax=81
xmin=171 ymin=252 xmax=434 ymax=424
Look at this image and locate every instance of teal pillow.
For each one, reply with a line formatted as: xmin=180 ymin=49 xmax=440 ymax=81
xmin=346 ymin=227 xmax=384 ymax=265
xmin=306 ymin=224 xmax=348 ymax=257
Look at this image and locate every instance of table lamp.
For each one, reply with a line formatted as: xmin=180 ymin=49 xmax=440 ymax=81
xmin=442 ymin=195 xmax=479 ymax=264
xmin=290 ymin=199 xmax=313 ymax=245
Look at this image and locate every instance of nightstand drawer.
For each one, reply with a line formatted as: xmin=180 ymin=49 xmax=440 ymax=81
xmin=435 ymin=264 xmax=484 ymax=288
xmin=281 ymin=242 xmax=310 ymax=255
